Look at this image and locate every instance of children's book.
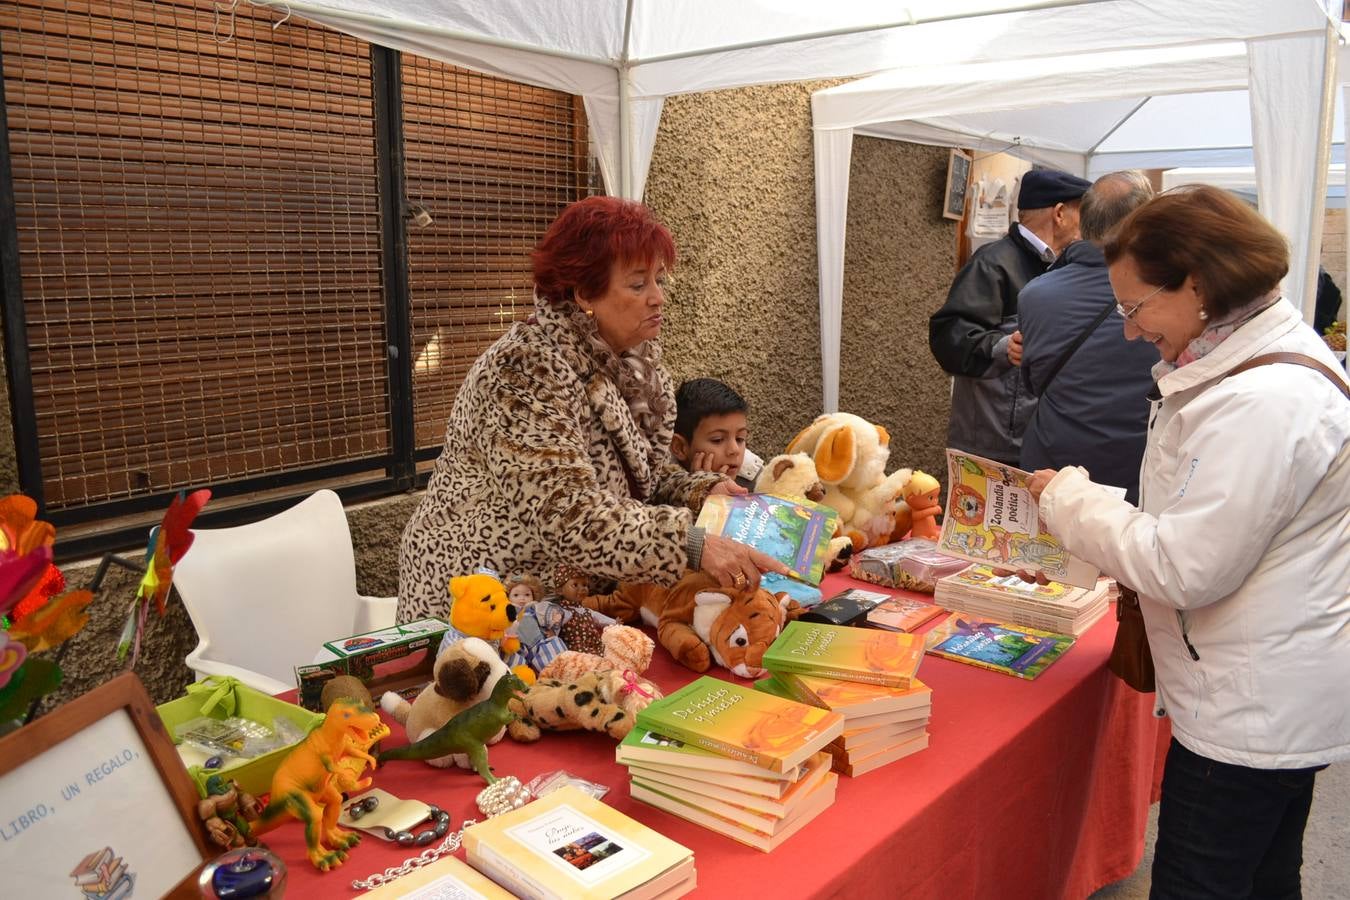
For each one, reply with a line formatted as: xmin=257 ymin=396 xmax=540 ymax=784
xmin=463 ymin=785 xmax=694 ymax=900
xmin=798 ymin=587 xmax=890 ymax=627
xmin=695 ymin=493 xmax=839 ymax=585
xmin=629 ymin=772 xmax=837 ymax=852
xmin=830 ymin=719 xmax=928 ymax=754
xmin=829 ymin=731 xmax=930 ymax=777
xmin=937 ymin=449 xmax=1099 ymax=589
xmin=627 ymin=751 xmax=833 ymax=820
xmin=635 ymin=676 xmax=844 ymax=774
xmin=616 ymin=728 xmax=801 ymax=782
xmin=923 ymin=613 xmax=1075 ymax=680
xmin=759 ymin=572 xmax=822 ymax=608
xmin=762 ymin=621 xmax=924 ymax=689
xmin=775 ymin=671 xmax=932 ymax=718
xmin=361 ymin=854 xmax=515 ymax=898
xmin=865 ymin=595 xmax=946 ymax=633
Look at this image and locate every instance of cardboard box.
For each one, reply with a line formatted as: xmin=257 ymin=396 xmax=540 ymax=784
xmin=295 ymin=617 xmax=449 ymax=712
xmin=156 ymin=678 xmax=324 ymax=798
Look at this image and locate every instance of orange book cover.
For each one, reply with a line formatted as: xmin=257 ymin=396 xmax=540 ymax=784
xmin=776 ymin=671 xmax=932 ymax=718
xmin=764 ymin=621 xmax=924 ymax=688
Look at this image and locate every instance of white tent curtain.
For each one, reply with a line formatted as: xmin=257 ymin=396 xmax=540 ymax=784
xmin=813 ymin=129 xmax=854 ymax=413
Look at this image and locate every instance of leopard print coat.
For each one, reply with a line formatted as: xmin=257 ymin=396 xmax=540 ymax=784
xmin=397 ymin=299 xmax=721 ymax=623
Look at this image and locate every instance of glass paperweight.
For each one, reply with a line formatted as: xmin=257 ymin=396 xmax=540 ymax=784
xmin=198 ymin=847 xmax=287 ymax=899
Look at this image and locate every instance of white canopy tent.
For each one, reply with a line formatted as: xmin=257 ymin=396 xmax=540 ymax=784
xmin=813 ymin=19 xmax=1341 ymax=410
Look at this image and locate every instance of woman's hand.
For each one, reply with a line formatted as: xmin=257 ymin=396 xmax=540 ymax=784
xmin=708 ymin=478 xmax=747 ymax=497
xmin=1027 ymin=468 xmax=1058 ymax=503
xmin=699 ymin=533 xmax=790 ymax=592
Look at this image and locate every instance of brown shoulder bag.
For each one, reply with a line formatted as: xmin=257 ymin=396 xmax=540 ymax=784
xmin=1107 ymin=352 xmax=1349 ymax=693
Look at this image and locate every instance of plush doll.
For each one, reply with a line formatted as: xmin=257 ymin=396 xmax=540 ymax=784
xmin=381 ymin=637 xmax=511 ymax=769
xmin=437 ymin=572 xmax=536 ymax=685
xmin=506 ymin=668 xmax=662 ymax=742
xmin=891 ymin=470 xmax=944 ymax=542
xmin=536 ymin=624 xmax=655 ymax=682
xmin=583 ymin=572 xmax=800 ymax=678
xmin=754 ymin=453 xmax=855 ymax=569
xmin=786 ymin=412 xmax=895 ymax=551
xmin=552 ymin=562 xmax=606 ymax=655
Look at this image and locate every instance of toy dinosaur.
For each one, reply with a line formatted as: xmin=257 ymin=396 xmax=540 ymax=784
xmin=252 ymin=699 xmax=389 ymax=871
xmin=198 ymin=774 xmax=262 ymax=850
xmin=377 ymin=671 xmax=528 ymax=785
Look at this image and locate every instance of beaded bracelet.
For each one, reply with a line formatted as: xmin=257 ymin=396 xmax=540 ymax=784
xmin=343 ymin=795 xmax=451 ymax=847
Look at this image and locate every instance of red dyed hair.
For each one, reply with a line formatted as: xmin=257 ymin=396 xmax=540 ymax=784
xmin=532 ymin=196 xmax=676 ymax=305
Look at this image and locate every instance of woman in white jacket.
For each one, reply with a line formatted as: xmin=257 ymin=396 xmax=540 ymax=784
xmin=1027 ymin=186 xmax=1349 ymax=900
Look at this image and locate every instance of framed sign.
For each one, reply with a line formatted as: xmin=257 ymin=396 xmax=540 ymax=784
xmin=943 ymin=149 xmax=973 ymax=220
xmin=0 ymin=673 xmax=212 ymax=898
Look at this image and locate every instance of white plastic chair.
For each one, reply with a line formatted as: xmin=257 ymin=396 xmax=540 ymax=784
xmin=172 ymin=489 xmax=398 ymax=695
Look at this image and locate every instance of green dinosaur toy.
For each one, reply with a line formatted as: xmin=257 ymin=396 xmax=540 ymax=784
xmin=378 ymin=671 xmax=527 ymax=784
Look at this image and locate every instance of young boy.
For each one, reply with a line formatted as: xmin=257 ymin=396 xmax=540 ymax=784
xmin=672 ymin=378 xmax=762 ymax=489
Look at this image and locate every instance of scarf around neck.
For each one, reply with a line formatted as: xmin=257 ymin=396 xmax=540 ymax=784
xmin=1151 ymin=290 xmax=1281 ymax=380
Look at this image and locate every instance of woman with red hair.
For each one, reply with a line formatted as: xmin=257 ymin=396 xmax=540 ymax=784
xmin=399 ymin=197 xmax=786 ymax=623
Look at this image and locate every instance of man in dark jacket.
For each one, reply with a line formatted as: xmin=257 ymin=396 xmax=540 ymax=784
xmin=1018 ymin=170 xmax=1158 ymax=503
xmin=930 ymin=168 xmax=1090 ymax=465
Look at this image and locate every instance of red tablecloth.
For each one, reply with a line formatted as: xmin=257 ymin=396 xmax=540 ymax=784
xmin=272 ymin=573 xmax=1168 ymax=899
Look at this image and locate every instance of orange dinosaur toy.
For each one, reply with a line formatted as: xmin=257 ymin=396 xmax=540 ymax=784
xmin=253 ymin=699 xmax=390 ymax=871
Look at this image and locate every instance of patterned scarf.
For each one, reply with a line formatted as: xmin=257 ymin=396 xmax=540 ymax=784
xmin=1151 ymin=290 xmax=1281 ymax=380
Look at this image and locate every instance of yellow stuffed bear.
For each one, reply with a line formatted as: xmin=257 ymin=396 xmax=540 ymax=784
xmin=437 ymin=573 xmax=535 ymax=685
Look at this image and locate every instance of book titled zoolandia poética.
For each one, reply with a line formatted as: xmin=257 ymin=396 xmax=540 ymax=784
xmin=635 ymin=675 xmax=844 ymax=774
xmin=762 ymin=621 xmax=925 ymax=689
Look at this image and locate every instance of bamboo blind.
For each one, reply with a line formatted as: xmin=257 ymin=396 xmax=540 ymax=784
xmin=402 ymin=58 xmax=592 ymax=450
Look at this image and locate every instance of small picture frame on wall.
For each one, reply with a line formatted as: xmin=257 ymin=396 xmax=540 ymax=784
xmin=943 ymin=149 xmax=973 ymax=220
xmin=0 ymin=672 xmax=212 ymax=898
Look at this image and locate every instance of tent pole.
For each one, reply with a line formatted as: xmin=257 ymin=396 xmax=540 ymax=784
xmin=618 ymin=0 xmax=636 ymax=199
xmin=1305 ymin=21 xmax=1338 ymax=321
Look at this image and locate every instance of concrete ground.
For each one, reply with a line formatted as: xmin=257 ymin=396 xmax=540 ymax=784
xmin=1091 ymin=763 xmax=1349 ymax=898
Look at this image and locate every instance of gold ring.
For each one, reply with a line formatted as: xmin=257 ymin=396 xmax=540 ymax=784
xmin=733 ymin=573 xmax=748 ymax=588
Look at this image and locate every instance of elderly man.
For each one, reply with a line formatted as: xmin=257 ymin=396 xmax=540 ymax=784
xmin=929 ymin=168 xmax=1090 ymax=465
xmin=1017 ymin=170 xmax=1158 ymax=503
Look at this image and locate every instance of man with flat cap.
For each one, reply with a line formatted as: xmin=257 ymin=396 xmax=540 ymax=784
xmin=929 ymin=167 xmax=1091 ymax=465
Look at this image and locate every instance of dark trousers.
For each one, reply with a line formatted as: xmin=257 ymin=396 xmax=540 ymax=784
xmin=1151 ymin=738 xmax=1324 ymax=900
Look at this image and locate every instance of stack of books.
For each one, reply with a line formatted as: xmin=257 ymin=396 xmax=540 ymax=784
xmin=463 ymin=785 xmax=696 ymax=899
xmin=757 ymin=672 xmax=931 ymax=775
xmin=622 ymin=676 xmax=843 ymax=852
xmin=934 ymin=564 xmax=1112 ymax=636
xmin=69 ymin=848 xmax=133 ymax=900
xmin=760 ymin=620 xmax=930 ymax=775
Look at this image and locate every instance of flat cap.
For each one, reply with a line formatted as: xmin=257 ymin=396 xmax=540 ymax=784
xmin=1018 ymin=168 xmax=1092 ymax=210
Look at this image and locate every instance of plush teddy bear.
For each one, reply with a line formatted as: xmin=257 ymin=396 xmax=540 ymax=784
xmin=853 ymin=467 xmax=913 ymax=549
xmin=506 ymin=668 xmax=662 ymax=742
xmin=785 ymin=412 xmax=896 ymax=551
xmin=536 ymin=623 xmax=655 ymax=682
xmin=754 ymin=453 xmax=855 ymax=570
xmin=380 ymin=637 xmax=510 ymax=769
xmin=437 ymin=572 xmax=535 ymax=684
xmin=583 ymin=572 xmax=800 ymax=678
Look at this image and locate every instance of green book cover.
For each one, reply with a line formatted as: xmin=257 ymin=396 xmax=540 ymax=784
xmin=695 ymin=493 xmax=839 ymax=585
xmin=635 ymin=675 xmax=844 ymax=774
xmin=752 ymin=674 xmax=797 ymax=701
xmin=763 ymin=621 xmax=924 ymax=688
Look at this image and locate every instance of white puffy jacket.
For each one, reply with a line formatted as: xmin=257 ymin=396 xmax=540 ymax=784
xmin=1040 ymin=299 xmax=1350 ymax=769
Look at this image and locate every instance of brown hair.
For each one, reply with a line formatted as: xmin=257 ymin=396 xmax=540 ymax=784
xmin=1103 ymin=185 xmax=1288 ymax=318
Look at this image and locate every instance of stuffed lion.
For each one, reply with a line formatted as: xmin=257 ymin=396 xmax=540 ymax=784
xmin=583 ymin=572 xmax=801 ymax=678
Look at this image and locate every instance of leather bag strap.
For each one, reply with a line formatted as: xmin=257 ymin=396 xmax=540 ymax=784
xmin=1224 ymin=352 xmax=1350 ymax=401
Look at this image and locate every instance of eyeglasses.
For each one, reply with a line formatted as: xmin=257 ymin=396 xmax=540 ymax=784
xmin=1115 ymin=284 xmax=1166 ymax=320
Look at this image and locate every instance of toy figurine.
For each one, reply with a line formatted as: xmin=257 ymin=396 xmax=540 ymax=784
xmin=378 ymin=671 xmax=529 ymax=785
xmin=904 ymin=471 xmax=944 ymax=541
xmin=553 ymin=563 xmax=605 ymax=655
xmin=198 ymin=775 xmax=262 ymax=850
xmin=252 ymin=699 xmax=389 ymax=871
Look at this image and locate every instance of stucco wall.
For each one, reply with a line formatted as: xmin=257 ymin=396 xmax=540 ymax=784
xmin=27 ymin=83 xmax=959 ymax=710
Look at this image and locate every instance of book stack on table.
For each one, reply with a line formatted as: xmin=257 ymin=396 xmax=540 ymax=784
xmin=760 ymin=620 xmax=931 ymax=776
xmin=933 ymin=564 xmax=1112 ymax=636
xmin=622 ymin=676 xmax=843 ymax=852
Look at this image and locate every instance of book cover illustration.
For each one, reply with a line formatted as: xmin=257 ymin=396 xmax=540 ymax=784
xmin=938 ymin=449 xmax=1099 ymax=589
xmin=636 ymin=676 xmax=844 ymax=773
xmin=69 ymin=846 xmax=134 ymax=900
xmin=865 ymin=595 xmax=946 ymax=632
xmin=763 ymin=621 xmax=924 ymax=688
xmin=780 ymin=671 xmax=932 ymax=717
xmin=695 ymin=493 xmax=839 ymax=585
xmin=924 ymin=613 xmax=1075 ymax=680
xmin=617 ymin=727 xmax=801 ymax=781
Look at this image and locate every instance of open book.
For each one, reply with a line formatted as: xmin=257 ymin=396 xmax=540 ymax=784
xmin=937 ymin=449 xmax=1099 ymax=589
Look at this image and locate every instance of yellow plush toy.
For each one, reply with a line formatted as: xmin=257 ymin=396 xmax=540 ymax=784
xmin=439 ymin=573 xmax=536 ymax=685
xmin=785 ymin=412 xmax=895 ymax=551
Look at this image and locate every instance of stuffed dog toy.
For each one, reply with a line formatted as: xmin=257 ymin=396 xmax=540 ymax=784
xmin=380 ymin=637 xmax=508 ymax=769
xmin=583 ymin=573 xmax=800 ymax=678
xmin=437 ymin=572 xmax=535 ymax=684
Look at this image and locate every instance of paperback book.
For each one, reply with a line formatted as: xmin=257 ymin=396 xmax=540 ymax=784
xmin=938 ymin=449 xmax=1099 ymax=589
xmin=772 ymin=671 xmax=932 ymax=719
xmin=635 ymin=676 xmax=844 ymax=774
xmin=865 ymin=595 xmax=947 ymax=633
xmin=798 ymin=587 xmax=890 ymax=627
xmin=616 ymin=728 xmax=802 ymax=782
xmin=763 ymin=621 xmax=924 ymax=689
xmin=463 ymin=785 xmax=694 ymax=900
xmin=829 ymin=731 xmax=930 ymax=777
xmin=924 ymin=613 xmax=1075 ymax=680
xmin=695 ymin=493 xmax=839 ymax=585
xmin=626 ymin=751 xmax=833 ymax=820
